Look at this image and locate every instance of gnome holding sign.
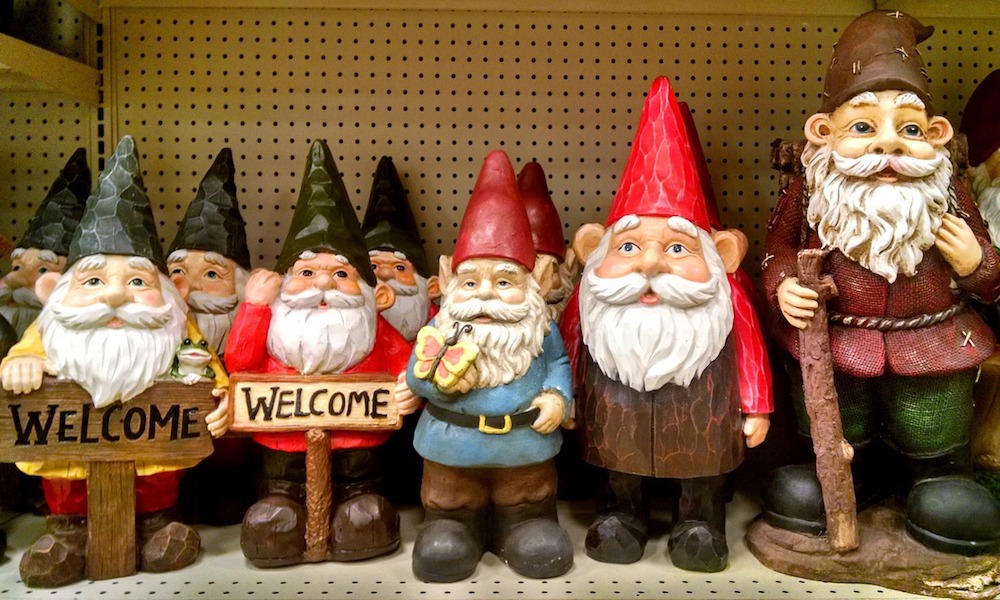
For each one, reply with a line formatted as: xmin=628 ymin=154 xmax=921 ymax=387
xmin=224 ymin=139 xmax=418 ymax=567
xmin=565 ymin=76 xmax=773 ymax=573
xmin=406 ymin=150 xmax=574 ymax=583
xmin=0 ymin=148 xmax=90 ymax=338
xmin=0 ymin=136 xmax=230 ymax=587
xmin=759 ymin=11 xmax=1000 ymax=556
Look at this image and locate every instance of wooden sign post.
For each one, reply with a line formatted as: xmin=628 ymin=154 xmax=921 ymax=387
xmin=229 ymin=372 xmax=400 ymax=562
xmin=0 ymin=379 xmax=216 ymax=580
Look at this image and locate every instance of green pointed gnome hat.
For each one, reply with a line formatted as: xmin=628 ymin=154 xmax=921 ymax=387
xmin=18 ymin=147 xmax=90 ymax=256
xmin=275 ymin=139 xmax=376 ymax=286
xmin=168 ymin=148 xmax=252 ymax=270
xmin=361 ymin=156 xmax=431 ymax=278
xmin=67 ymin=135 xmax=167 ymax=272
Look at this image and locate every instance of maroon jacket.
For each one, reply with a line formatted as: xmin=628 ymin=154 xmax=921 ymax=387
xmin=762 ymin=176 xmax=1000 ymax=378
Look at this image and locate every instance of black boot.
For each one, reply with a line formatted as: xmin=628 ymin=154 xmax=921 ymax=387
xmin=668 ymin=476 xmax=727 ymax=572
xmin=492 ymin=498 xmax=573 ymax=579
xmin=585 ymin=469 xmax=648 ymax=564
xmin=329 ymin=449 xmax=400 ymax=561
xmin=240 ymin=479 xmax=307 ymax=568
xmin=412 ymin=508 xmax=487 ymax=583
xmin=904 ymin=446 xmax=1000 ymax=555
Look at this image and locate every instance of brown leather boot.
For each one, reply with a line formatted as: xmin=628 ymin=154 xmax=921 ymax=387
xmin=19 ymin=515 xmax=87 ymax=588
xmin=138 ymin=510 xmax=201 ymax=573
xmin=240 ymin=479 xmax=306 ymax=568
xmin=328 ymin=480 xmax=400 ymax=561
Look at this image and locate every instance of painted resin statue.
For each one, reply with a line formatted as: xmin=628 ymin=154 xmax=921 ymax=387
xmin=406 ymin=150 xmax=574 ymax=582
xmin=564 ymin=76 xmax=772 ymax=573
xmin=167 ymin=148 xmax=256 ymax=525
xmin=756 ymin=8 xmax=1000 ymax=568
xmin=961 ymin=69 xmax=1000 ymax=250
xmin=0 ymin=136 xmax=230 ymax=587
xmin=224 ymin=139 xmax=418 ymax=567
xmin=0 ymin=148 xmax=89 ymax=337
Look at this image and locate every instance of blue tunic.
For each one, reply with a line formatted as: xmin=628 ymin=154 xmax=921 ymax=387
xmin=408 ymin=320 xmax=573 ymax=468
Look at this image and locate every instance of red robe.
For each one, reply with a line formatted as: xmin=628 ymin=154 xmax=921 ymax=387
xmin=225 ymin=303 xmax=411 ymax=452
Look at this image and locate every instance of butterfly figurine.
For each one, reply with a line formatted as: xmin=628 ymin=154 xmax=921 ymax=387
xmin=413 ymin=322 xmax=479 ymax=391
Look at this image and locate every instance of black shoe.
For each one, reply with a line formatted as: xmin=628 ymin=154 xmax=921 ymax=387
xmin=585 ymin=513 xmax=646 ymax=564
xmin=495 ymin=511 xmax=573 ymax=579
xmin=905 ymin=477 xmax=1000 ymax=555
xmin=760 ymin=464 xmax=827 ymax=535
xmin=412 ymin=509 xmax=486 ymax=583
xmin=668 ymin=521 xmax=728 ymax=572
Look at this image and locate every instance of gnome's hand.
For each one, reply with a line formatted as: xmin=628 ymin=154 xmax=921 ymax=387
xmin=743 ymin=413 xmax=770 ymax=448
xmin=437 ymin=362 xmax=478 ymax=396
xmin=245 ymin=269 xmax=283 ymax=306
xmin=393 ymin=371 xmax=421 ymax=416
xmin=0 ymin=355 xmax=54 ymax=395
xmin=777 ymin=277 xmax=818 ymax=329
xmin=530 ymin=391 xmax=566 ymax=435
xmin=936 ymin=213 xmax=983 ymax=277
xmin=205 ymin=387 xmax=231 ymax=438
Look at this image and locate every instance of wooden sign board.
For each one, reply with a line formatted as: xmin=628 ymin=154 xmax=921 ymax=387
xmin=229 ymin=372 xmax=401 ymax=432
xmin=0 ymin=379 xmax=216 ymax=463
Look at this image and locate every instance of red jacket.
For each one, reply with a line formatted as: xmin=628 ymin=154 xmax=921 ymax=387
xmin=225 ymin=303 xmax=411 ymax=452
xmin=762 ymin=177 xmax=1000 ymax=378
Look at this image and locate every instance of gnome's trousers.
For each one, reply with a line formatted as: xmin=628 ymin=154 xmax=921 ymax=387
xmin=421 ymin=459 xmax=557 ymax=510
xmin=41 ymin=471 xmax=185 ymax=515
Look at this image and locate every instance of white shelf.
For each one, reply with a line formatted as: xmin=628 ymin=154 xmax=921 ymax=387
xmin=0 ymin=33 xmax=99 ymax=106
xmin=0 ymin=494 xmax=919 ymax=599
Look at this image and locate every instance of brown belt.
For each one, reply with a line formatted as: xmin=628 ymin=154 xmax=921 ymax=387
xmin=425 ymin=402 xmax=539 ymax=435
xmin=828 ymin=301 xmax=965 ymax=332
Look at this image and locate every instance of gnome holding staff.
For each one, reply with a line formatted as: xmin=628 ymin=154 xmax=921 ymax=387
xmin=406 ymin=150 xmax=574 ymax=583
xmin=361 ymin=156 xmax=440 ymax=343
xmin=566 ymin=76 xmax=772 ymax=573
xmin=0 ymin=148 xmax=90 ymax=337
xmin=224 ymin=140 xmax=418 ymax=567
xmin=759 ymin=10 xmax=1000 ymax=555
xmin=167 ymin=148 xmax=256 ymax=525
xmin=0 ymin=136 xmax=231 ymax=587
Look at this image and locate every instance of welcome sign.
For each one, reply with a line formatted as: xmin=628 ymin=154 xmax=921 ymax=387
xmin=228 ymin=372 xmax=401 ymax=432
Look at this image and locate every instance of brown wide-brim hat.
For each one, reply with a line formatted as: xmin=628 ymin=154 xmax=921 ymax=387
xmin=820 ymin=10 xmax=935 ymax=114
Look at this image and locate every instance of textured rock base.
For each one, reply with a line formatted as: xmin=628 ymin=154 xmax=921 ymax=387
xmin=745 ymin=503 xmax=1000 ymax=599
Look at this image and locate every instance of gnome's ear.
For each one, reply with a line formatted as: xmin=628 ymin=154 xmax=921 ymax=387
xmin=374 ymin=281 xmax=396 ymax=313
xmin=34 ymin=272 xmax=61 ymax=304
xmin=572 ymin=223 xmax=605 ymax=264
xmin=426 ymin=275 xmax=441 ymax=302
xmin=438 ymin=255 xmax=454 ymax=290
xmin=563 ymin=247 xmax=581 ymax=282
xmin=711 ymin=229 xmax=749 ymax=275
xmin=804 ymin=113 xmax=835 ymax=146
xmin=926 ymin=115 xmax=955 ymax=148
xmin=531 ymin=254 xmax=558 ymax=299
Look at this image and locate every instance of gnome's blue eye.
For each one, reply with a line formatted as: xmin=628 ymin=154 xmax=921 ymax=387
xmin=619 ymin=242 xmax=640 ymax=256
xmin=85 ymin=277 xmax=102 ymax=286
xmin=129 ymin=278 xmax=147 ymax=287
xmin=851 ymin=122 xmax=873 ymax=134
xmin=901 ymin=124 xmax=923 ymax=137
xmin=394 ymin=264 xmax=407 ymax=272
xmin=205 ymin=270 xmax=220 ymax=280
xmin=667 ymin=244 xmax=687 ymax=255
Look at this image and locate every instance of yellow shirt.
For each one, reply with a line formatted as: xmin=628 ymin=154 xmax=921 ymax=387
xmin=5 ymin=317 xmax=228 ymax=479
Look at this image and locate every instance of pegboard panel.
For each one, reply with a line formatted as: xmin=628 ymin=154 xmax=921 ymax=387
xmin=0 ymin=91 xmax=95 ymax=266
xmin=100 ymin=5 xmax=999 ymax=280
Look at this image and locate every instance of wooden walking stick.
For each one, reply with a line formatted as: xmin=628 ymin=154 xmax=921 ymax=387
xmin=796 ymin=248 xmax=859 ymax=552
xmin=304 ymin=428 xmax=333 ymax=562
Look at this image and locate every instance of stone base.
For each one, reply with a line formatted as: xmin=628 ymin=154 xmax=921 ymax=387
xmin=745 ymin=503 xmax=1000 ymax=599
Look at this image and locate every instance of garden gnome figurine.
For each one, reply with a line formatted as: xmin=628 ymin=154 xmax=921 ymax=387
xmin=406 ymin=150 xmax=574 ymax=583
xmin=224 ymin=139 xmax=419 ymax=567
xmin=567 ymin=76 xmax=772 ymax=573
xmin=961 ymin=69 xmax=1000 ymax=249
xmin=0 ymin=136 xmax=231 ymax=587
xmin=518 ymin=161 xmax=578 ymax=323
xmin=0 ymin=148 xmax=89 ymax=337
xmin=361 ymin=156 xmax=439 ymax=342
xmin=168 ymin=148 xmax=256 ymax=525
xmin=759 ymin=10 xmax=1000 ymax=555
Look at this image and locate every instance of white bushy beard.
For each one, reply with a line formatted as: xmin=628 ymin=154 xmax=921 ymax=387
xmin=580 ymin=228 xmax=733 ymax=392
xmin=379 ymin=275 xmax=430 ymax=342
xmin=266 ymin=283 xmax=377 ymax=375
xmin=971 ymin=164 xmax=1000 ymax=249
xmin=545 ymin=260 xmax=576 ymax=323
xmin=187 ymin=291 xmax=239 ymax=355
xmin=37 ymin=271 xmax=188 ymax=408
xmin=0 ymin=286 xmax=43 ymax=338
xmin=803 ymin=143 xmax=952 ymax=282
xmin=435 ymin=272 xmax=548 ymax=388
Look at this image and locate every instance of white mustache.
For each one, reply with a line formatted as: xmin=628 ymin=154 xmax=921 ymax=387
xmin=279 ymin=288 xmax=365 ymax=310
xmin=385 ymin=278 xmax=420 ymax=297
xmin=447 ymin=297 xmax=532 ymax=323
xmin=50 ymin=301 xmax=174 ymax=330
xmin=586 ymin=270 xmax=718 ymax=309
xmin=832 ymin=151 xmax=944 ymax=179
xmin=187 ymin=291 xmax=238 ymax=314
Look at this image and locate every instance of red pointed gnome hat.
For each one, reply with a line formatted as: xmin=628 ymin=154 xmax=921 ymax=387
xmin=678 ymin=102 xmax=722 ymax=231
xmin=518 ymin=161 xmax=565 ymax=260
xmin=452 ymin=150 xmax=536 ymax=271
xmin=607 ymin=77 xmax=711 ymax=231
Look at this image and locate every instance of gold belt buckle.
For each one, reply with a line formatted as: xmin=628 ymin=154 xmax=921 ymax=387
xmin=478 ymin=414 xmax=512 ymax=434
